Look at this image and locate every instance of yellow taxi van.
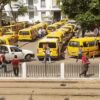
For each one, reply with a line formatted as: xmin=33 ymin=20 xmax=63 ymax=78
xmin=61 ymin=24 xmax=73 ymax=33
xmin=67 ymin=23 xmax=78 ymax=33
xmin=18 ymin=27 xmax=37 ymax=41
xmin=46 ymin=24 xmax=58 ymax=34
xmin=53 ymin=22 xmax=63 ymax=29
xmin=0 ymin=35 xmax=18 ymax=46
xmin=47 ymin=30 xmax=64 ymax=43
xmin=0 ymin=27 xmax=4 ymax=36
xmin=60 ymin=18 xmax=68 ymax=23
xmin=3 ymin=30 xmax=18 ymax=41
xmin=58 ymin=28 xmax=73 ymax=43
xmin=37 ymin=38 xmax=62 ymax=59
xmin=3 ymin=25 xmax=17 ymax=32
xmin=3 ymin=23 xmax=25 ymax=34
xmin=67 ymin=37 xmax=99 ymax=57
xmin=34 ymin=22 xmax=48 ymax=30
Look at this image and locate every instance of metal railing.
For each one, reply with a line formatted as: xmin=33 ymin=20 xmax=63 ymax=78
xmin=0 ymin=62 xmax=99 ymax=79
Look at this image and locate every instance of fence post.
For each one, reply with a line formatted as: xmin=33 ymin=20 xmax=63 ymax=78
xmin=22 ymin=62 xmax=27 ymax=79
xmin=99 ymin=63 xmax=100 ymax=78
xmin=60 ymin=63 xmax=64 ymax=79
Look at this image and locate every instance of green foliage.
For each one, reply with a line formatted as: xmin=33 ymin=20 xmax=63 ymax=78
xmin=75 ymin=12 xmax=96 ymax=30
xmin=61 ymin=0 xmax=100 ymax=30
xmin=13 ymin=5 xmax=27 ymax=19
xmin=89 ymin=0 xmax=100 ymax=15
xmin=17 ymin=5 xmax=27 ymax=16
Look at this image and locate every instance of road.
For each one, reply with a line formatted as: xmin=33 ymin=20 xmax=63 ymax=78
xmin=18 ymin=39 xmax=100 ymax=64
xmin=0 ymin=37 xmax=99 ymax=78
xmin=0 ymin=79 xmax=100 ymax=100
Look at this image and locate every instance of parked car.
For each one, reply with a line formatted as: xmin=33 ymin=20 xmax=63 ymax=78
xmin=0 ymin=45 xmax=35 ymax=61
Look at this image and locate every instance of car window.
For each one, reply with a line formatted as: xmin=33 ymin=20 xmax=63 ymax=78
xmin=68 ymin=41 xmax=80 ymax=47
xmin=10 ymin=47 xmax=22 ymax=52
xmin=0 ymin=46 xmax=9 ymax=53
xmin=39 ymin=43 xmax=56 ymax=48
xmin=83 ymin=42 xmax=89 ymax=47
xmin=19 ymin=31 xmax=29 ymax=35
xmin=88 ymin=41 xmax=96 ymax=47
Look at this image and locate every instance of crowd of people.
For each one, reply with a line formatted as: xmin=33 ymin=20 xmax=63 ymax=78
xmin=38 ymin=27 xmax=47 ymax=38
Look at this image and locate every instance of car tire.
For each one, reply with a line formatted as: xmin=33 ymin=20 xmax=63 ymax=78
xmin=25 ymin=54 xmax=32 ymax=61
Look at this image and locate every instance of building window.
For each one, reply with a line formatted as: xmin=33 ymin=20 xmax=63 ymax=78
xmin=41 ymin=12 xmax=46 ymax=21
xmin=41 ymin=12 xmax=46 ymax=17
xmin=52 ymin=0 xmax=57 ymax=8
xmin=34 ymin=0 xmax=38 ymax=4
xmin=41 ymin=0 xmax=45 ymax=8
xmin=29 ymin=11 xmax=34 ymax=19
xmin=28 ymin=0 xmax=33 ymax=6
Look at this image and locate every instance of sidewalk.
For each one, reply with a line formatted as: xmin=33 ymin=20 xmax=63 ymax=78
xmin=0 ymin=79 xmax=100 ymax=100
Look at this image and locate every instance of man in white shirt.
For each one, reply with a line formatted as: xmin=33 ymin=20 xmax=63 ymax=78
xmin=44 ymin=46 xmax=51 ymax=63
xmin=38 ymin=28 xmax=42 ymax=38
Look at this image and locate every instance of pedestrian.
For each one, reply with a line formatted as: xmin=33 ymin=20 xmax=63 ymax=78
xmin=0 ymin=53 xmax=7 ymax=72
xmin=76 ymin=46 xmax=82 ymax=62
xmin=44 ymin=46 xmax=51 ymax=63
xmin=79 ymin=53 xmax=90 ymax=77
xmin=38 ymin=28 xmax=42 ymax=38
xmin=11 ymin=55 xmax=20 ymax=77
xmin=42 ymin=28 xmax=46 ymax=36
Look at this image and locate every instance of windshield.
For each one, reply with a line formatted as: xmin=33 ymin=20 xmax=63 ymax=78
xmin=39 ymin=42 xmax=56 ymax=48
xmin=68 ymin=41 xmax=80 ymax=47
xmin=47 ymin=27 xmax=56 ymax=32
xmin=19 ymin=31 xmax=29 ymax=35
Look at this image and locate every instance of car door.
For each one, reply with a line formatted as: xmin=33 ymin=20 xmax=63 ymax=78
xmin=10 ymin=46 xmax=24 ymax=60
xmin=0 ymin=46 xmax=11 ymax=61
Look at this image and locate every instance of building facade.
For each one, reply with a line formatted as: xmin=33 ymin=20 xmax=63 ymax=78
xmin=4 ymin=0 xmax=61 ymax=22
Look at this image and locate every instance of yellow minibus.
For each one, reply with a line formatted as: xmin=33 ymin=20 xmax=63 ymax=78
xmin=3 ymin=30 xmax=18 ymax=41
xmin=0 ymin=35 xmax=18 ymax=46
xmin=47 ymin=30 xmax=64 ymax=43
xmin=46 ymin=24 xmax=58 ymax=34
xmin=67 ymin=37 xmax=99 ymax=57
xmin=37 ymin=38 xmax=62 ymax=59
xmin=18 ymin=27 xmax=37 ymax=41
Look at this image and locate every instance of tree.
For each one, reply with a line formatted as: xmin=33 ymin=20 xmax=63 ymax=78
xmin=60 ymin=0 xmax=100 ymax=37
xmin=9 ymin=0 xmax=27 ymax=22
xmin=0 ymin=0 xmax=11 ymax=26
xmin=0 ymin=0 xmax=27 ymax=25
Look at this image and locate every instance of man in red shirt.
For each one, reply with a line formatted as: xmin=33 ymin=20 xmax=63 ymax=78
xmin=11 ymin=55 xmax=20 ymax=76
xmin=79 ymin=53 xmax=90 ymax=77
